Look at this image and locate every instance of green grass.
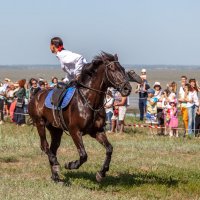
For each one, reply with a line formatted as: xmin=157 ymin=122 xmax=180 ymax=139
xmin=0 ymin=118 xmax=200 ymax=200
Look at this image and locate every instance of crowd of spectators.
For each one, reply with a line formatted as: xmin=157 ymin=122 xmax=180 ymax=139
xmin=105 ymin=69 xmax=200 ymax=137
xmin=0 ymin=77 xmax=59 ymax=126
xmin=141 ymin=73 xmax=200 ymax=137
xmin=1 ymin=72 xmax=200 ymax=138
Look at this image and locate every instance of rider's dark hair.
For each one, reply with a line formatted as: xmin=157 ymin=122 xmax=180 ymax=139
xmin=51 ymin=37 xmax=63 ymax=48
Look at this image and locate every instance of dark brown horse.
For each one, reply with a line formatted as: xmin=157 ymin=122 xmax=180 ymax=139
xmin=28 ymin=52 xmax=141 ymax=182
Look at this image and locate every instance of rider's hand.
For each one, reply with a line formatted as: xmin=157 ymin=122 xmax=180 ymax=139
xmin=76 ymin=75 xmax=80 ymax=80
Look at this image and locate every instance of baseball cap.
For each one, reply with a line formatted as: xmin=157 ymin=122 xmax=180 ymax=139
xmin=147 ymin=88 xmax=155 ymax=95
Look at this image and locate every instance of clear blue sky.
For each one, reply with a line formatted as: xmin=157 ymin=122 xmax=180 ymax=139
xmin=0 ymin=0 xmax=200 ymax=65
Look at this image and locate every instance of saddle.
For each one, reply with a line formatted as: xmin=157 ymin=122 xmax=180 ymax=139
xmin=45 ymin=81 xmax=76 ymax=131
xmin=51 ymin=82 xmax=69 ymax=108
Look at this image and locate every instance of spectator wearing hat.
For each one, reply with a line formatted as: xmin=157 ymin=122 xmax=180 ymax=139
xmin=2 ymin=78 xmax=10 ymax=93
xmin=141 ymin=69 xmax=147 ymax=80
xmin=154 ymin=82 xmax=164 ymax=133
xmin=146 ymin=89 xmax=158 ymax=123
xmin=135 ymin=69 xmax=150 ymax=121
xmin=178 ymin=76 xmax=188 ymax=135
xmin=167 ymin=100 xmax=179 ymax=137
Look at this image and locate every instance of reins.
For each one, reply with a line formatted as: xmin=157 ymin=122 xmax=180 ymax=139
xmin=77 ymin=61 xmax=119 ymax=113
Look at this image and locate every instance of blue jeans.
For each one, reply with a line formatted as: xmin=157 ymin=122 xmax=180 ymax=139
xmin=139 ymin=98 xmax=147 ymax=121
xmin=106 ymin=111 xmax=113 ymax=130
xmin=188 ymin=105 xmax=196 ymax=135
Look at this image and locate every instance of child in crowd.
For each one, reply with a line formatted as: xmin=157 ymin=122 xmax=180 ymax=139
xmin=104 ymin=90 xmax=114 ymax=131
xmin=166 ymin=100 xmax=179 ymax=137
xmin=111 ymin=91 xmax=128 ymax=133
xmin=146 ymin=89 xmax=158 ymax=123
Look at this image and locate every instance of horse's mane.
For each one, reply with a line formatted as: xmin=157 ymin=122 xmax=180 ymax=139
xmin=81 ymin=52 xmax=115 ymax=82
xmin=93 ymin=51 xmax=115 ymax=62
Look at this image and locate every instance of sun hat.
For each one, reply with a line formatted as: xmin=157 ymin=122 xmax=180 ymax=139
xmin=169 ymin=99 xmax=177 ymax=105
xmin=147 ymin=88 xmax=155 ymax=95
xmin=4 ymin=78 xmax=11 ymax=82
xmin=141 ymin=69 xmax=146 ymax=73
xmin=153 ymin=82 xmax=161 ymax=89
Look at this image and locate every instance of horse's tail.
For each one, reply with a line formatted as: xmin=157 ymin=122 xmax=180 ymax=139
xmin=28 ymin=89 xmax=47 ymax=126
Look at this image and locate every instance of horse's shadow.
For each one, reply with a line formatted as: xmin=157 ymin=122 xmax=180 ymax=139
xmin=62 ymin=171 xmax=184 ymax=188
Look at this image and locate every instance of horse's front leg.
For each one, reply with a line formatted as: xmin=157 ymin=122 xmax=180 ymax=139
xmin=65 ymin=129 xmax=87 ymax=170
xmin=93 ymin=132 xmax=113 ymax=182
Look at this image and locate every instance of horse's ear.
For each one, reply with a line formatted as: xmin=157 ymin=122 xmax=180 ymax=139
xmin=101 ymin=54 xmax=107 ymax=63
xmin=114 ymin=54 xmax=118 ymax=61
xmin=92 ymin=59 xmax=101 ymax=66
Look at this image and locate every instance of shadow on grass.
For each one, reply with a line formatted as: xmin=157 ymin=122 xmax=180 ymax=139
xmin=0 ymin=156 xmax=19 ymax=163
xmin=63 ymin=171 xmax=184 ymax=189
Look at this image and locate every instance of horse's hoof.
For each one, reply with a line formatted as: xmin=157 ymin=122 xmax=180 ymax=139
xmin=64 ymin=162 xmax=71 ymax=170
xmin=56 ymin=179 xmax=65 ymax=186
xmin=51 ymin=176 xmax=64 ymax=185
xmin=96 ymin=172 xmax=103 ymax=182
xmin=52 ymin=165 xmax=60 ymax=173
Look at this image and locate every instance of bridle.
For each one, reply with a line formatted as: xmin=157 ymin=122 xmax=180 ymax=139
xmin=77 ymin=60 xmax=128 ymax=112
xmin=78 ymin=61 xmax=126 ymax=93
xmin=104 ymin=61 xmax=129 ymax=91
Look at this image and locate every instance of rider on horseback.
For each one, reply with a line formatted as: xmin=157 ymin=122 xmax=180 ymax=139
xmin=50 ymin=37 xmax=87 ymax=83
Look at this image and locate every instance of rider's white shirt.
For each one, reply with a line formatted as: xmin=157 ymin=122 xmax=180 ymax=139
xmin=56 ymin=50 xmax=87 ymax=82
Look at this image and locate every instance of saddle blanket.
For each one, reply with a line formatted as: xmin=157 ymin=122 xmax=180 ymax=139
xmin=45 ymin=87 xmax=76 ymax=110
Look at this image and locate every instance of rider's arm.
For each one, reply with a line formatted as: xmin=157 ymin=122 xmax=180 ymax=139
xmin=75 ymin=56 xmax=87 ymax=78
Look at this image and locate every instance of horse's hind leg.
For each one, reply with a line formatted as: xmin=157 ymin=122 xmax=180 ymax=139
xmin=93 ymin=132 xmax=113 ymax=182
xmin=46 ymin=125 xmax=63 ymax=182
xmin=65 ymin=129 xmax=87 ymax=170
xmin=36 ymin=121 xmax=63 ymax=182
xmin=36 ymin=121 xmax=49 ymax=154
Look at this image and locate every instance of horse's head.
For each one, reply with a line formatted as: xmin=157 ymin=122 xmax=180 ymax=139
xmin=81 ymin=52 xmax=133 ymax=96
xmin=100 ymin=52 xmax=132 ymax=96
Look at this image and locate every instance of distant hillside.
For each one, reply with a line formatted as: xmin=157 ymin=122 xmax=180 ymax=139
xmin=0 ymin=64 xmax=200 ymax=70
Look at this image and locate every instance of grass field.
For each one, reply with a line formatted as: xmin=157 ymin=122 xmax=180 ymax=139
xmin=0 ymin=117 xmax=200 ymax=200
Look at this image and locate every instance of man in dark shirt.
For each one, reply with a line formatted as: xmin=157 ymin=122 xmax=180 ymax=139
xmin=135 ymin=69 xmax=150 ymax=121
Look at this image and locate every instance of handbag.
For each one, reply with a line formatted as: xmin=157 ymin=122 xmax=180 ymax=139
xmin=16 ymin=98 xmax=24 ymax=108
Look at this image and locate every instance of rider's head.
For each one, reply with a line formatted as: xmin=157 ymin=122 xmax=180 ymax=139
xmin=50 ymin=37 xmax=64 ymax=54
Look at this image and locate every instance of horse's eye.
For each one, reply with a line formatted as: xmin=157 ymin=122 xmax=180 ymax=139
xmin=109 ymin=64 xmax=115 ymax=71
